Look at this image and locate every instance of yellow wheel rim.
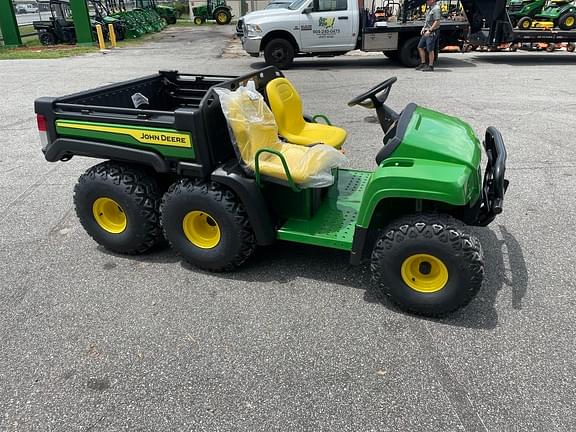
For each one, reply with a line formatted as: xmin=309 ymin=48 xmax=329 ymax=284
xmin=401 ymin=254 xmax=449 ymax=293
xmin=183 ymin=210 xmax=221 ymax=249
xmin=521 ymin=20 xmax=531 ymax=29
xmin=566 ymin=17 xmax=575 ymax=27
xmin=216 ymin=12 xmax=227 ymax=23
xmin=92 ymin=197 xmax=127 ymax=234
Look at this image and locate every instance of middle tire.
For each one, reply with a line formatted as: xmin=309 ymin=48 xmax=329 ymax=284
xmin=161 ymin=179 xmax=256 ymax=272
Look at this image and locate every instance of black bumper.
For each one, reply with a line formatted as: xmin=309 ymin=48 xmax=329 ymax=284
xmin=477 ymin=126 xmax=509 ymax=226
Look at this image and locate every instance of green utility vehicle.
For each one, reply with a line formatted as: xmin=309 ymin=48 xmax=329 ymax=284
xmin=34 ymin=67 xmax=507 ymax=316
xmin=192 ymin=0 xmax=233 ymax=25
xmin=507 ymin=0 xmax=546 ymax=28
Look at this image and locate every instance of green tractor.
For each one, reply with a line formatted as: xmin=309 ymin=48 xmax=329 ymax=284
xmin=507 ymin=0 xmax=546 ymax=28
xmin=35 ymin=67 xmax=508 ymax=316
xmin=192 ymin=0 xmax=233 ymax=25
xmin=518 ymin=0 xmax=576 ymax=30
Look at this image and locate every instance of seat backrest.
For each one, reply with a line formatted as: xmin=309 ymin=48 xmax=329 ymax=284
xmin=265 ymin=78 xmax=306 ymax=136
xmin=215 ymin=85 xmax=282 ymax=168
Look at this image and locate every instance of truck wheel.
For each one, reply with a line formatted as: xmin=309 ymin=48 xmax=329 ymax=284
xmin=567 ymin=43 xmax=576 ymax=52
xmin=161 ymin=179 xmax=256 ymax=272
xmin=546 ymin=43 xmax=556 ymax=52
xmin=74 ymin=162 xmax=164 ymax=255
xmin=398 ymin=36 xmax=420 ymax=68
xmin=558 ymin=12 xmax=576 ymax=30
xmin=371 ymin=214 xmax=484 ymax=317
xmin=517 ymin=17 xmax=532 ymax=30
xmin=214 ymin=9 xmax=232 ymax=25
xmin=264 ymin=38 xmax=295 ymax=69
xmin=39 ymin=32 xmax=56 ymax=46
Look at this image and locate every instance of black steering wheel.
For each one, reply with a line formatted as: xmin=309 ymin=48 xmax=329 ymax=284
xmin=347 ymin=77 xmax=397 ymax=109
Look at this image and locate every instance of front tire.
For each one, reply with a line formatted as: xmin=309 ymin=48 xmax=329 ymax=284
xmin=39 ymin=31 xmax=56 ymax=45
xmin=194 ymin=16 xmax=204 ymax=25
xmin=161 ymin=179 xmax=256 ymax=272
xmin=74 ymin=162 xmax=164 ymax=255
xmin=371 ymin=214 xmax=484 ymax=317
xmin=517 ymin=17 xmax=532 ymax=30
xmin=264 ymin=38 xmax=295 ymax=69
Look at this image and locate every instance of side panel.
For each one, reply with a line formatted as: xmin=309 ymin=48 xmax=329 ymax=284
xmin=355 ymin=158 xmax=481 ymax=228
xmin=55 ymin=120 xmax=195 ymax=160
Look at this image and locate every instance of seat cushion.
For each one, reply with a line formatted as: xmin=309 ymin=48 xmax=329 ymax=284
xmin=282 ymin=122 xmax=347 ymax=149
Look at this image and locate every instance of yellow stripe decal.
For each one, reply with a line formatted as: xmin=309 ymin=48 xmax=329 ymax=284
xmin=56 ymin=120 xmax=192 ymax=148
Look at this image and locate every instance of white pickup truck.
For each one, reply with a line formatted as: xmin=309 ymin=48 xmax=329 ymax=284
xmin=240 ymin=0 xmax=468 ymax=68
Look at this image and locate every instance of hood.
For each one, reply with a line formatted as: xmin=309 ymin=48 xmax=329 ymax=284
xmin=241 ymin=8 xmax=295 ymax=23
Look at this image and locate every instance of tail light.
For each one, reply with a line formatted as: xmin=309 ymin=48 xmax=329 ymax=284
xmin=37 ymin=114 xmax=49 ymax=150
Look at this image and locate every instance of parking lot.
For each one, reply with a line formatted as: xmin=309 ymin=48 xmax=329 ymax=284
xmin=1 ymin=25 xmax=576 ymax=431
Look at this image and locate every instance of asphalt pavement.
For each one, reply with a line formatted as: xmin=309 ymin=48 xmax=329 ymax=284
xmin=1 ymin=25 xmax=576 ymax=431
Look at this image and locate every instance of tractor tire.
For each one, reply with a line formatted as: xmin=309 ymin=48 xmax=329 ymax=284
xmin=517 ymin=17 xmax=532 ymax=30
xmin=39 ymin=31 xmax=56 ymax=46
xmin=167 ymin=16 xmax=177 ymax=25
xmin=398 ymin=36 xmax=420 ymax=68
xmin=161 ymin=179 xmax=256 ymax=272
xmin=214 ymin=8 xmax=232 ymax=25
xmin=558 ymin=12 xmax=576 ymax=30
xmin=371 ymin=214 xmax=484 ymax=317
xmin=74 ymin=162 xmax=164 ymax=255
xmin=383 ymin=50 xmax=399 ymax=60
xmin=194 ymin=16 xmax=205 ymax=25
xmin=264 ymin=38 xmax=295 ymax=69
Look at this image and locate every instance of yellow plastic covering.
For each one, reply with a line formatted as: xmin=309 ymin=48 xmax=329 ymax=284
xmin=215 ymin=82 xmax=346 ymax=188
xmin=265 ymin=78 xmax=347 ymax=149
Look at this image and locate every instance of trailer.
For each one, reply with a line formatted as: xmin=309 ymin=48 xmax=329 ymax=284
xmin=464 ymin=0 xmax=576 ymax=48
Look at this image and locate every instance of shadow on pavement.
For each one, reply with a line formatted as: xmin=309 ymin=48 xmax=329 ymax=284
xmin=249 ymin=54 xmax=475 ymax=71
xmin=189 ymin=223 xmax=528 ymax=330
xmin=473 ymin=53 xmax=576 ymax=66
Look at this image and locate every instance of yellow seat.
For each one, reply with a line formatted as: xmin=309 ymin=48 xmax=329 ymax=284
xmin=215 ymin=84 xmax=345 ymax=188
xmin=265 ymin=78 xmax=347 ymax=149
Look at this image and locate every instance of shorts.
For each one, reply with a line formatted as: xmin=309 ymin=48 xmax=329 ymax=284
xmin=418 ymin=31 xmax=439 ymax=52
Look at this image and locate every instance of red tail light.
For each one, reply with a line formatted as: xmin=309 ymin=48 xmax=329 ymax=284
xmin=37 ymin=114 xmax=47 ymax=132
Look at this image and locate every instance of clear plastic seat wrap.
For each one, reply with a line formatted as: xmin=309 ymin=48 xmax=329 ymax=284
xmin=215 ymin=82 xmax=346 ymax=189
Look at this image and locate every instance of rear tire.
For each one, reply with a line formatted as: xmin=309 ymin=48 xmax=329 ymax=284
xmin=567 ymin=43 xmax=575 ymax=52
xmin=214 ymin=8 xmax=232 ymax=25
xmin=558 ymin=12 xmax=576 ymax=30
xmin=399 ymin=36 xmax=420 ymax=68
xmin=264 ymin=38 xmax=295 ymax=69
xmin=371 ymin=214 xmax=484 ymax=317
xmin=74 ymin=162 xmax=164 ymax=255
xmin=161 ymin=179 xmax=256 ymax=272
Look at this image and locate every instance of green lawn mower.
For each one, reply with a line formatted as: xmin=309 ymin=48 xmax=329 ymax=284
xmin=507 ymin=0 xmax=546 ymax=28
xmin=35 ymin=67 xmax=508 ymax=317
xmin=193 ymin=0 xmax=233 ymax=25
xmin=518 ymin=0 xmax=576 ymax=30
xmin=136 ymin=0 xmax=179 ymax=24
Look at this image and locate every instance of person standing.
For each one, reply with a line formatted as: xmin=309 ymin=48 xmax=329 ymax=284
xmin=416 ymin=0 xmax=442 ymax=72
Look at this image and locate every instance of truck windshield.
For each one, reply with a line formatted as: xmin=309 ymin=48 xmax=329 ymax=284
xmin=288 ymin=0 xmax=310 ymax=10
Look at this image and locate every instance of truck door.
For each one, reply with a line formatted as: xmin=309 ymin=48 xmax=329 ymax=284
xmin=299 ymin=0 xmax=356 ymax=51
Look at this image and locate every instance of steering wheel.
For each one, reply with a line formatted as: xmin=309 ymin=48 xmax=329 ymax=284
xmin=347 ymin=77 xmax=397 ymax=109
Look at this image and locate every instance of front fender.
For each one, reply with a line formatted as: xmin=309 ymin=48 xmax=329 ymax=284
xmin=356 ymin=158 xmax=481 ymax=228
